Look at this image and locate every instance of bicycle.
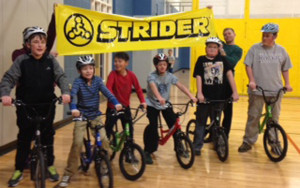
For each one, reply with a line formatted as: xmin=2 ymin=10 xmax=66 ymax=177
xmin=251 ymin=85 xmax=288 ymax=162
xmin=69 ymin=113 xmax=114 ymax=188
xmin=186 ymin=98 xmax=232 ymax=162
xmin=109 ymin=105 xmax=146 ymax=181
xmin=1 ymin=97 xmax=61 ymax=188
xmin=144 ymin=100 xmax=195 ymax=169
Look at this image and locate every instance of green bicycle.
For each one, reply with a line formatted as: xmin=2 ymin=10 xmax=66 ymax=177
xmin=255 ymin=85 xmax=288 ymax=162
xmin=109 ymin=106 xmax=146 ymax=181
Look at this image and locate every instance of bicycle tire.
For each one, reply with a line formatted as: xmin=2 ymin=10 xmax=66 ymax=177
xmin=34 ymin=150 xmax=46 ymax=188
xmin=109 ymin=131 xmax=117 ymax=161
xmin=119 ymin=143 xmax=146 ymax=181
xmin=215 ymin=127 xmax=228 ymax=162
xmin=95 ymin=149 xmax=113 ymax=188
xmin=263 ymin=122 xmax=288 ymax=162
xmin=186 ymin=119 xmax=196 ymax=141
xmin=175 ymin=133 xmax=195 ymax=169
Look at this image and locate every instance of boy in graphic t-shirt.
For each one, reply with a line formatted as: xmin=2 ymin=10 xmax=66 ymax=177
xmin=193 ymin=37 xmax=239 ymax=156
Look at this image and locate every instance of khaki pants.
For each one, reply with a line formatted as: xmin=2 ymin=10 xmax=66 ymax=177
xmin=243 ymin=94 xmax=282 ymax=145
xmin=63 ymin=116 xmax=110 ymax=176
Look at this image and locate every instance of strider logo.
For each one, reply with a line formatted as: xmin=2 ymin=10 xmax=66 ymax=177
xmin=64 ymin=13 xmax=94 ymax=47
xmin=97 ymin=17 xmax=210 ymax=43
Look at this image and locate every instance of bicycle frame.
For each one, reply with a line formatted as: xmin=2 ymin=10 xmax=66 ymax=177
xmin=157 ymin=101 xmax=192 ymax=145
xmin=255 ymin=86 xmax=286 ymax=133
xmin=111 ymin=106 xmax=145 ymax=152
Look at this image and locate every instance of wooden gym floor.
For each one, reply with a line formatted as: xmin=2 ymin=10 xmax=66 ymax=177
xmin=0 ymin=71 xmax=300 ymax=188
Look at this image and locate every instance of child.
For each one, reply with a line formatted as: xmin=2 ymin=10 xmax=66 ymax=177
xmin=167 ymin=49 xmax=176 ymax=73
xmin=193 ymin=37 xmax=239 ymax=156
xmin=0 ymin=26 xmax=70 ymax=187
xmin=58 ymin=56 xmax=122 ymax=187
xmin=105 ymin=52 xmax=146 ymax=141
xmin=143 ymin=53 xmax=197 ymax=164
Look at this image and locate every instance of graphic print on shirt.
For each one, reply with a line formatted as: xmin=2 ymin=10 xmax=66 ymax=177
xmin=158 ymin=83 xmax=168 ymax=95
xmin=203 ymin=61 xmax=223 ymax=85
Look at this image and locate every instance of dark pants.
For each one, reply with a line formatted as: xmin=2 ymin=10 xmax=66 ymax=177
xmin=105 ymin=107 xmax=133 ymax=139
xmin=15 ymin=104 xmax=56 ymax=171
xmin=222 ymin=83 xmax=233 ymax=138
xmin=143 ymin=106 xmax=177 ymax=154
xmin=193 ymin=103 xmax=222 ymax=150
xmin=222 ymin=102 xmax=233 ymax=138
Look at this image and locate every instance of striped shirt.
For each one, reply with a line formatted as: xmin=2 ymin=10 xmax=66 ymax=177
xmin=70 ymin=76 xmax=119 ymax=119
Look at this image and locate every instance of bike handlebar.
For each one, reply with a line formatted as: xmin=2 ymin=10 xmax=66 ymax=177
xmin=201 ymin=98 xmax=233 ymax=104
xmin=3 ymin=97 xmax=62 ymax=122
xmin=248 ymin=85 xmax=286 ymax=105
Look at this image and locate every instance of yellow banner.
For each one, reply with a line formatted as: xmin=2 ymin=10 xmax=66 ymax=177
xmin=56 ymin=4 xmax=217 ymax=55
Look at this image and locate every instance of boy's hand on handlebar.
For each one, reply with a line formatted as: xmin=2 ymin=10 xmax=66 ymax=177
xmin=71 ymin=109 xmax=80 ymax=117
xmin=197 ymin=93 xmax=205 ymax=103
xmin=1 ymin=96 xmax=12 ymax=106
xmin=285 ymin=84 xmax=293 ymax=92
xmin=232 ymin=92 xmax=239 ymax=102
xmin=141 ymin=102 xmax=147 ymax=110
xmin=248 ymin=81 xmax=256 ymax=91
xmin=157 ymin=97 xmax=166 ymax=106
xmin=115 ymin=104 xmax=123 ymax=111
xmin=190 ymin=97 xmax=198 ymax=103
xmin=62 ymin=94 xmax=71 ymax=104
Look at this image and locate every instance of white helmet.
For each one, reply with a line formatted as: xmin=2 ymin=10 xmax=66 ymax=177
xmin=76 ymin=55 xmax=95 ymax=70
xmin=206 ymin=37 xmax=221 ymax=46
xmin=23 ymin=26 xmax=47 ymax=43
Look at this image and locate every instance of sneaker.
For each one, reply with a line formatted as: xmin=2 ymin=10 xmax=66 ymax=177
xmin=195 ymin=149 xmax=201 ymax=156
xmin=144 ymin=151 xmax=153 ymax=164
xmin=125 ymin=151 xmax=139 ymax=163
xmin=8 ymin=170 xmax=23 ymax=187
xmin=58 ymin=175 xmax=71 ymax=187
xmin=238 ymin=142 xmax=252 ymax=153
xmin=48 ymin=166 xmax=59 ymax=182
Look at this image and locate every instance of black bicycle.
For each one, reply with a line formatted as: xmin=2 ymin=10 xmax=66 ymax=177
xmin=70 ymin=113 xmax=113 ymax=188
xmin=109 ymin=106 xmax=146 ymax=181
xmin=186 ymin=98 xmax=232 ymax=162
xmin=1 ymin=97 xmax=61 ymax=188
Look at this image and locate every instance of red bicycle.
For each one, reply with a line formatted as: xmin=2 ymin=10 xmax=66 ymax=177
xmin=144 ymin=100 xmax=195 ymax=169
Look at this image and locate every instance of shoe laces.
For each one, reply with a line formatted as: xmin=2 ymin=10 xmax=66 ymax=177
xmin=48 ymin=166 xmax=58 ymax=175
xmin=11 ymin=170 xmax=22 ymax=180
xmin=62 ymin=175 xmax=70 ymax=182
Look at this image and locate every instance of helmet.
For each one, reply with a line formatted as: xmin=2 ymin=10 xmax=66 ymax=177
xmin=205 ymin=37 xmax=221 ymax=46
xmin=261 ymin=23 xmax=279 ymax=33
xmin=153 ymin=53 xmax=169 ymax=66
xmin=23 ymin=26 xmax=47 ymax=43
xmin=76 ymin=56 xmax=95 ymax=70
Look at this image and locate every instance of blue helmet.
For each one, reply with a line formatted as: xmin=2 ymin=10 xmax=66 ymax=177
xmin=261 ymin=23 xmax=279 ymax=33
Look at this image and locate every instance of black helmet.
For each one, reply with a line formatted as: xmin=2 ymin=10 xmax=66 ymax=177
xmin=153 ymin=53 xmax=169 ymax=67
xmin=76 ymin=56 xmax=95 ymax=70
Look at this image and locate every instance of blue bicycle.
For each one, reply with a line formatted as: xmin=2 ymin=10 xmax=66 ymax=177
xmin=70 ymin=113 xmax=113 ymax=188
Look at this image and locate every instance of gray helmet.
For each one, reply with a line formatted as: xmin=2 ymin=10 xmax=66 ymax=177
xmin=23 ymin=26 xmax=47 ymax=43
xmin=76 ymin=56 xmax=95 ymax=70
xmin=261 ymin=23 xmax=279 ymax=33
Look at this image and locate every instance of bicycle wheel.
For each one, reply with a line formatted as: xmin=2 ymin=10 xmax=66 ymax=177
xmin=214 ymin=127 xmax=228 ymax=162
xmin=119 ymin=142 xmax=146 ymax=181
xmin=32 ymin=150 xmax=46 ymax=188
xmin=109 ymin=132 xmax=117 ymax=161
xmin=95 ymin=149 xmax=113 ymax=188
xmin=175 ymin=132 xmax=195 ymax=169
xmin=186 ymin=119 xmax=196 ymax=141
xmin=263 ymin=122 xmax=288 ymax=162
